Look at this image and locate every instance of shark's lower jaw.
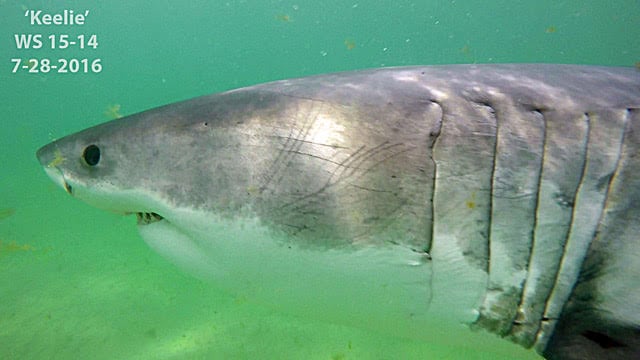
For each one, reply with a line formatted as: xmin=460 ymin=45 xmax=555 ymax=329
xmin=135 ymin=212 xmax=164 ymax=225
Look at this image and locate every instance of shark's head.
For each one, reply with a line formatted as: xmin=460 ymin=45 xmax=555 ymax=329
xmin=35 ymin=93 xmax=273 ymax=226
xmin=35 ymin=85 xmax=429 ymax=251
xmin=37 ymin=120 xmax=151 ymax=216
xmin=36 ymin=112 xmax=187 ymax=227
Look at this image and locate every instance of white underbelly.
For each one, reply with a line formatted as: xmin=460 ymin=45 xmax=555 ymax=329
xmin=138 ymin=207 xmax=489 ymax=345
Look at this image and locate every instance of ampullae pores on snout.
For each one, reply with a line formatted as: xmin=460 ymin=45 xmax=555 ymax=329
xmin=37 ymin=64 xmax=640 ymax=359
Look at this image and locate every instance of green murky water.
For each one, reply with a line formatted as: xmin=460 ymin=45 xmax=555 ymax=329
xmin=1 ymin=1 xmax=638 ymax=359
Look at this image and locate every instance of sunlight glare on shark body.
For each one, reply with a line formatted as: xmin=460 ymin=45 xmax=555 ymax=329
xmin=36 ymin=64 xmax=640 ymax=359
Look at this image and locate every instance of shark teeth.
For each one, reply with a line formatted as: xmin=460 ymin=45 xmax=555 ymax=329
xmin=136 ymin=212 xmax=164 ymax=225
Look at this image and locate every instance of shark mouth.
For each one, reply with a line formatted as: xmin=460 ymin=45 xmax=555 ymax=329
xmin=136 ymin=212 xmax=164 ymax=225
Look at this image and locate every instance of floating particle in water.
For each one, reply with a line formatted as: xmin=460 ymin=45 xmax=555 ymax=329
xmin=275 ymin=14 xmax=291 ymax=22
xmin=104 ymin=104 xmax=122 ymax=119
xmin=344 ymin=38 xmax=356 ymax=50
xmin=22 ymin=59 xmax=37 ymax=70
xmin=0 ymin=208 xmax=15 ymax=221
xmin=0 ymin=240 xmax=35 ymax=257
xmin=234 ymin=294 xmax=248 ymax=305
xmin=460 ymin=44 xmax=477 ymax=62
xmin=545 ymin=26 xmax=557 ymax=33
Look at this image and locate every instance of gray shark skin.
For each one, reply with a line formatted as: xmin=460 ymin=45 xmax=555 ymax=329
xmin=37 ymin=64 xmax=640 ymax=359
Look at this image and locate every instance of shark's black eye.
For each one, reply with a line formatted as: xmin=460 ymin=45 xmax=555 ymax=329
xmin=82 ymin=144 xmax=100 ymax=166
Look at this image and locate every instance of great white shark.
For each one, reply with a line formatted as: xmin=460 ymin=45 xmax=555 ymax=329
xmin=36 ymin=64 xmax=639 ymax=359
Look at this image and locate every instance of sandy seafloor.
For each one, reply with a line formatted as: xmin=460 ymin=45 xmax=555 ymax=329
xmin=1 ymin=1 xmax=638 ymax=359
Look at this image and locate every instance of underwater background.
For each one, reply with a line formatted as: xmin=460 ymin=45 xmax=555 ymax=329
xmin=1 ymin=1 xmax=639 ymax=359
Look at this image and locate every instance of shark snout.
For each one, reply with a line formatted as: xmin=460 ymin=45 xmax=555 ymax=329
xmin=36 ymin=143 xmax=53 ymax=167
xmin=36 ymin=142 xmax=73 ymax=195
